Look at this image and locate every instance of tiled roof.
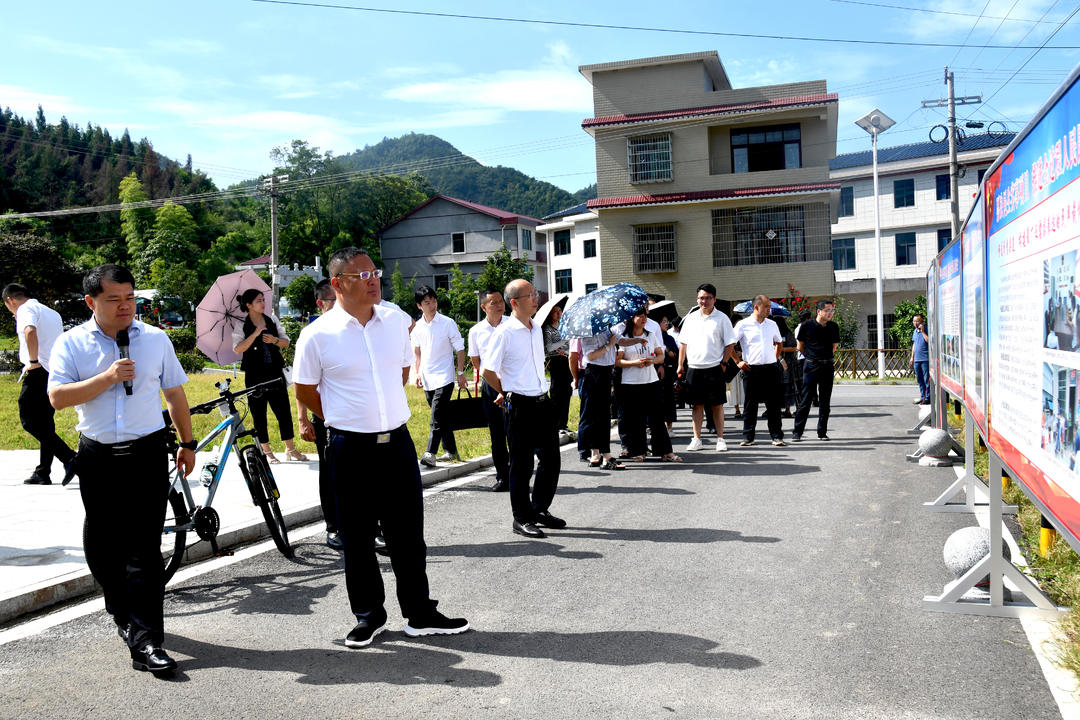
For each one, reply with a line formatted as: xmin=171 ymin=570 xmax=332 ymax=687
xmin=587 ymin=182 xmax=840 ymax=210
xmin=542 ymin=202 xmax=591 ymax=221
xmin=829 ymin=132 xmax=1016 ymax=170
xmin=381 ymin=194 xmax=540 ymax=232
xmin=582 ymin=93 xmax=838 ymax=129
xmin=238 ymin=255 xmax=270 ymax=266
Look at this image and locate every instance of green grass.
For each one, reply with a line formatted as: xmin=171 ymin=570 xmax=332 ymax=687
xmin=0 ymin=373 xmax=579 ymax=462
xmin=0 ymin=335 xmax=18 ymax=351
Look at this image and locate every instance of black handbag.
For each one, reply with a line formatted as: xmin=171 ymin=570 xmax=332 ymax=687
xmin=721 ymin=359 xmax=742 ymax=383
xmin=446 ymin=387 xmax=488 ymax=431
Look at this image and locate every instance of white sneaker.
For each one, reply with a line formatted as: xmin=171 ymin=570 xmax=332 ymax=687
xmin=686 ymin=437 xmax=703 ymax=451
xmin=716 ymin=438 xmax=728 ymax=452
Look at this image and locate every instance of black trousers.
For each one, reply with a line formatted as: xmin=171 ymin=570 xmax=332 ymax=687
xmin=424 ymin=382 xmax=457 ymax=455
xmin=620 ymin=382 xmax=673 ymax=457
xmin=481 ymin=380 xmax=509 ymax=482
xmin=328 ymin=425 xmax=434 ymax=622
xmin=76 ymin=431 xmax=169 ymax=648
xmin=504 ymin=393 xmax=560 ymax=522
xmin=312 ymin=414 xmax=337 ymax=534
xmin=794 ymin=360 xmax=835 ymax=438
xmin=742 ymin=363 xmax=784 ymax=442
xmin=19 ymin=366 xmax=75 ymax=476
xmin=547 ymin=355 xmax=573 ymax=431
xmin=246 ymin=370 xmax=294 ymax=444
xmin=579 ymin=364 xmax=613 ymax=454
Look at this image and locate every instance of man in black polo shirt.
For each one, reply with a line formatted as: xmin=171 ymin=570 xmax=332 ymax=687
xmin=792 ymin=299 xmax=840 ymax=442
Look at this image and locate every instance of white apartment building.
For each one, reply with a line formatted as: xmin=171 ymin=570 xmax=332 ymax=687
xmin=830 ymin=132 xmax=1014 ymax=348
xmin=537 ymin=202 xmax=603 ymax=299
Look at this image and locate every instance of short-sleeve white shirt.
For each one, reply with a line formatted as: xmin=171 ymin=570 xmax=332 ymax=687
xmin=679 ymin=309 xmax=735 ymax=369
xmin=734 ymin=316 xmax=783 ymax=365
xmin=15 ymin=298 xmax=64 ymax=371
xmin=292 ymin=304 xmax=412 ymax=433
xmin=411 ymin=312 xmax=464 ymax=389
xmin=486 ymin=315 xmax=548 ymax=396
xmin=619 ymin=329 xmax=663 ymax=384
xmin=467 ymin=315 xmax=507 ymax=374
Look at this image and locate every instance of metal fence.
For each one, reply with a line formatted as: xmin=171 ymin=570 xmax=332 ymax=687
xmin=834 ymin=348 xmax=913 ymax=379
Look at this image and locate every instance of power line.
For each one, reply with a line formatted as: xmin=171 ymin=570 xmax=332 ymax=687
xmin=829 ymin=0 xmax=1074 ymax=24
xmin=950 ymin=0 xmax=993 ymax=68
xmin=249 ymin=0 xmax=1080 ymax=49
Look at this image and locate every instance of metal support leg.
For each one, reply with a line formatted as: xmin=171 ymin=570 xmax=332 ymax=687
xmin=923 ymin=414 xmax=988 ymax=512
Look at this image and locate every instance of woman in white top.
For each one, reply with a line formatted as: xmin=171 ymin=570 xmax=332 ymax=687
xmin=615 ymin=308 xmax=680 ymax=462
xmin=232 ymin=288 xmax=306 ymax=463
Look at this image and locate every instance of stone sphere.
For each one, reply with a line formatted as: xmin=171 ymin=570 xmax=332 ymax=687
xmin=919 ymin=428 xmax=952 ymax=457
xmin=943 ymin=526 xmax=1011 ymax=582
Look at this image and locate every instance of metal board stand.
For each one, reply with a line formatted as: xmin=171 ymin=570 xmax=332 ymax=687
xmin=923 ymin=414 xmax=995 ymax=512
xmin=923 ymin=448 xmax=1065 ymax=619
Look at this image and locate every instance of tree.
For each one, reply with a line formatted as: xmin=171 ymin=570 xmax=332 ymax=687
xmin=474 ymin=245 xmax=533 ymax=297
xmin=147 ymin=258 xmax=201 ymax=312
xmin=389 ymin=263 xmax=418 ymax=317
xmin=118 ymin=173 xmax=154 ymax=267
xmin=833 ymin=295 xmax=861 ymax=349
xmin=139 ymin=201 xmax=198 ymax=282
xmin=283 ymin=274 xmax=317 ymax=317
xmin=889 ymin=295 xmax=928 ymax=348
xmin=0 ymin=233 xmax=83 ymax=334
xmin=438 ymin=264 xmax=480 ymax=336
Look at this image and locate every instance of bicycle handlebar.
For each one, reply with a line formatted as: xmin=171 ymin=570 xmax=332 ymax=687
xmin=160 ymin=376 xmax=285 ymax=429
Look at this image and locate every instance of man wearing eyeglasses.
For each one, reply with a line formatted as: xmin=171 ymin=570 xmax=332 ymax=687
xmin=293 ymin=247 xmax=469 ymax=648
xmin=792 ymin=299 xmax=840 ymax=442
xmin=482 ymin=279 xmax=563 ymax=539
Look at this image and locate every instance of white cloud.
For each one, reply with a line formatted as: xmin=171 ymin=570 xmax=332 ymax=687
xmin=382 ymin=62 xmax=462 ymax=78
xmin=26 ymin=35 xmax=191 ymax=93
xmin=0 ymin=85 xmax=94 ymax=120
xmin=902 ymin=0 xmax=1068 ymax=42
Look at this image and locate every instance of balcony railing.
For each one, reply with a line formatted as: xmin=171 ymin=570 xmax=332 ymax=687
xmin=833 ymin=348 xmax=913 ymax=379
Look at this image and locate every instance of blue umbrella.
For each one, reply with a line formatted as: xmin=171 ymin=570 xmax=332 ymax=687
xmin=559 ymin=282 xmax=651 ymax=339
xmin=732 ymin=299 xmax=790 ymax=316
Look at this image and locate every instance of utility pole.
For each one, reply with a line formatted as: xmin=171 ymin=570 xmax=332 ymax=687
xmin=259 ymin=174 xmax=288 ymax=315
xmin=921 ymin=68 xmax=981 ymax=239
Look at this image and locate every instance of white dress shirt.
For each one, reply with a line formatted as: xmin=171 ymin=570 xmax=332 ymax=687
xmin=679 ymin=309 xmax=735 ymax=368
xmin=292 ymin=304 xmax=412 ymax=433
xmin=734 ymin=316 xmax=783 ymax=365
xmin=467 ymin=315 xmax=507 ymax=373
xmin=16 ymin=298 xmax=64 ymax=371
xmin=48 ymin=318 xmax=188 ymax=443
xmin=411 ymin=311 xmax=465 ymax=389
xmin=486 ymin=316 xmax=549 ymax=396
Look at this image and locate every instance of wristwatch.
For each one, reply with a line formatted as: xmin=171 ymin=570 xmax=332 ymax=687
xmin=178 ymin=439 xmax=197 ymax=450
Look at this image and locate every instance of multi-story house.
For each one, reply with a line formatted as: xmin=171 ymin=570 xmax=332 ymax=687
xmin=829 ymin=132 xmax=1015 ymax=348
xmin=580 ymin=51 xmax=839 ymax=309
xmin=536 ymin=202 xmax=602 ymax=298
xmin=379 ymin=194 xmax=547 ymax=298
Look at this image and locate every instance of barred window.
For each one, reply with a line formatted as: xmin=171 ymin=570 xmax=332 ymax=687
xmin=633 ymin=223 xmax=678 ymax=273
xmin=711 ymin=204 xmax=831 ymax=267
xmin=627 ymin=134 xmax=672 ymax=184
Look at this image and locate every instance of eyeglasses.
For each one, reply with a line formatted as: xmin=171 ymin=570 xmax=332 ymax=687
xmin=511 ymin=292 xmax=539 ymax=301
xmin=336 ymin=269 xmax=383 ymax=280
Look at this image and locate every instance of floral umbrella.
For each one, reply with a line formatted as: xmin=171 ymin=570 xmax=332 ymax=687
xmin=558 ymin=282 xmax=650 ymax=339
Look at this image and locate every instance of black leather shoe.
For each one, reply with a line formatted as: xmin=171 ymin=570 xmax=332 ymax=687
xmin=533 ymin=511 xmax=566 ymax=529
xmin=23 ymin=472 xmax=51 ymax=485
xmin=374 ymin=533 xmax=389 ymax=556
xmin=326 ymin=531 xmax=343 ymax=550
xmin=61 ymin=458 xmax=78 ymax=486
xmin=131 ymin=644 xmax=177 ymax=674
xmin=117 ymin=623 xmax=131 ymax=644
xmin=491 ymin=478 xmax=508 ymax=492
xmin=512 ymin=520 xmax=546 ymax=538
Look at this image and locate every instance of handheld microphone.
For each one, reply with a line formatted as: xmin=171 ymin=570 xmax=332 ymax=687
xmin=116 ymin=328 xmax=133 ymax=396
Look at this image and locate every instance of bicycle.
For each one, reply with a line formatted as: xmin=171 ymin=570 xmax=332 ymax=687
xmin=82 ymin=377 xmax=295 ymax=587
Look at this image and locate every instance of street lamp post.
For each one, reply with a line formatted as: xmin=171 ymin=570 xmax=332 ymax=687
xmin=855 ymin=109 xmax=895 ymax=379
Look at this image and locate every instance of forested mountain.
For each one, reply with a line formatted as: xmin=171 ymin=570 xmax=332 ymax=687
xmin=339 ymin=133 xmax=595 ymax=219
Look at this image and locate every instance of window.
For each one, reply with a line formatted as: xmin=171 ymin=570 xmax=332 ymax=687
xmin=935 ymin=174 xmax=950 ymax=201
xmin=633 ymin=223 xmax=678 ymax=273
xmin=627 ymin=133 xmax=672 ymax=183
xmin=585 ymin=283 xmax=598 ymax=294
xmin=937 ymin=228 xmax=951 ymax=251
xmin=895 ymin=232 xmax=917 ymax=266
xmin=894 ymin=179 xmax=915 ymax=208
xmin=839 ymin=186 xmax=854 ymax=217
xmin=731 ymin=124 xmax=801 ymax=173
xmin=553 ymin=229 xmax=571 ymax=256
xmin=978 ymin=168 xmax=986 ymax=185
xmin=711 ymin=203 xmax=832 ymax=267
xmin=832 ymin=237 xmax=856 ymax=271
xmin=867 ymin=313 xmax=900 ymax=350
xmin=451 ymin=232 xmax=465 ymax=253
xmin=434 ymin=274 xmax=449 ymax=291
xmin=521 ymin=228 xmax=532 ymax=251
xmin=554 ymin=269 xmax=573 ymax=294
xmin=583 ymin=238 xmax=597 ymax=258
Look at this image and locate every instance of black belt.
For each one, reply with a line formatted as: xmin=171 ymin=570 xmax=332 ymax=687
xmin=328 ymin=423 xmax=407 ymax=444
xmin=80 ymin=429 xmax=166 ymax=457
xmin=505 ymin=392 xmax=548 ymax=403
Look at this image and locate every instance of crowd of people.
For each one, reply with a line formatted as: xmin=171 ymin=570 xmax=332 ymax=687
xmin=3 ymin=256 xmax=843 ymax=674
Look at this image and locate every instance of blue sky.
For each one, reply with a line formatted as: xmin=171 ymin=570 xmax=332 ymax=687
xmin=2 ymin=1 xmax=1079 ymax=197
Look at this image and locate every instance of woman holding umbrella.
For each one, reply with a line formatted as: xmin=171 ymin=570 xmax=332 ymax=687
xmin=538 ymin=296 xmax=573 ymax=436
xmin=232 ymin=289 xmax=306 ymax=463
xmin=616 ymin=307 xmax=680 ymax=462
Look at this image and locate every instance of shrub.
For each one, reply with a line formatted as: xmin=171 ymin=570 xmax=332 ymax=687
xmin=165 ymin=327 xmax=197 ymax=354
xmin=177 ymin=352 xmax=206 ymax=375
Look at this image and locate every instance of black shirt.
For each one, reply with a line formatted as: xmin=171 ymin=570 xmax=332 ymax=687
xmin=798 ymin=320 xmax=840 ymax=362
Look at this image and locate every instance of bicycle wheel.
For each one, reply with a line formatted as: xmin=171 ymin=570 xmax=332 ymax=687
xmin=240 ymin=445 xmax=293 ymax=558
xmin=83 ymin=488 xmax=189 ymax=588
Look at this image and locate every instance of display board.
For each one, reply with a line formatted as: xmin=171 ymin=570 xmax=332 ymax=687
xmin=938 ymin=240 xmax=964 ymax=397
xmin=963 ymin=195 xmax=988 ymax=433
xmin=985 ymin=71 xmax=1080 ymax=540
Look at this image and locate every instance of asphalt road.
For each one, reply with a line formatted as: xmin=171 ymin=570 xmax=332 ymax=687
xmin=0 ymin=386 xmax=1059 ymax=719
